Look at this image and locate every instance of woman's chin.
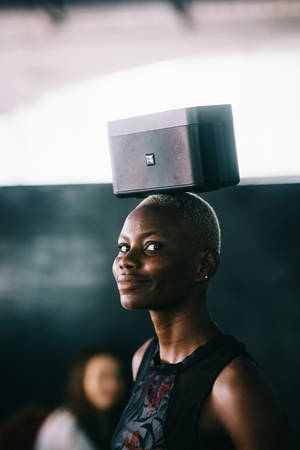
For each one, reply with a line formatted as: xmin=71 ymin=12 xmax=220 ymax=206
xmin=120 ymin=293 xmax=151 ymax=310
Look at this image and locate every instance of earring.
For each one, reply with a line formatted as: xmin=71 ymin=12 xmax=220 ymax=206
xmin=204 ymin=274 xmax=208 ymax=280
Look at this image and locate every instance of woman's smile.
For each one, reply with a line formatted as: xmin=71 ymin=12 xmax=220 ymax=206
xmin=117 ymin=274 xmax=152 ymax=291
xmin=112 ymin=204 xmax=201 ymax=310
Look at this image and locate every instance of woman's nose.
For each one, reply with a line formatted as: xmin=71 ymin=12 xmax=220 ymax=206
xmin=119 ymin=249 xmax=140 ymax=269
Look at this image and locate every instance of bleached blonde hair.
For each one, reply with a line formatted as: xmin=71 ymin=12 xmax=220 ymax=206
xmin=137 ymin=192 xmax=221 ymax=254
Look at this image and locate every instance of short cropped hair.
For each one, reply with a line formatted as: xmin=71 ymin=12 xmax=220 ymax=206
xmin=137 ymin=192 xmax=221 ymax=254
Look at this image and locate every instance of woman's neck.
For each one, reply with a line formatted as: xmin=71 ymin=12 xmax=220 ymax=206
xmin=149 ymin=295 xmax=221 ymax=364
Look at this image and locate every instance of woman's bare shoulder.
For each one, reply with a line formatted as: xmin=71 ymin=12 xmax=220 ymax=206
xmin=207 ymin=356 xmax=290 ymax=449
xmin=132 ymin=337 xmax=154 ymax=381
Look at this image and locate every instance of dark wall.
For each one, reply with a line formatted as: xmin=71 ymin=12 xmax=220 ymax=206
xmin=0 ymin=183 xmax=299 ymax=447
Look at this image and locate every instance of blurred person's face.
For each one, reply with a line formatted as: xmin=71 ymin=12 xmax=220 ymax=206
xmin=82 ymin=355 xmax=124 ymax=410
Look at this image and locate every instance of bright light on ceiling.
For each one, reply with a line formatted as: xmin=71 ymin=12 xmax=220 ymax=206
xmin=1 ymin=50 xmax=300 ymax=186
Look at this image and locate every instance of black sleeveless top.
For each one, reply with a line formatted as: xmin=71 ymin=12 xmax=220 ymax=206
xmin=111 ymin=334 xmax=249 ymax=450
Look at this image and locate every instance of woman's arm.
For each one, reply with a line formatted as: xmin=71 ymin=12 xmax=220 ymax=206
xmin=198 ymin=356 xmax=290 ymax=450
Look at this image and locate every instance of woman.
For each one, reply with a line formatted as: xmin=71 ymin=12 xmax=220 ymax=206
xmin=111 ymin=192 xmax=289 ymax=450
xmin=35 ymin=349 xmax=125 ymax=450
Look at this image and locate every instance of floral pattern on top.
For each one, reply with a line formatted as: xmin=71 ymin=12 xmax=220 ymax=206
xmin=112 ymin=367 xmax=175 ymax=450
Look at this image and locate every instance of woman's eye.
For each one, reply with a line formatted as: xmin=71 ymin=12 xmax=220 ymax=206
xmin=118 ymin=244 xmax=129 ymax=254
xmin=145 ymin=242 xmax=162 ymax=252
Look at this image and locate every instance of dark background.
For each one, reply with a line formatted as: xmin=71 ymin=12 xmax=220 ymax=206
xmin=0 ymin=183 xmax=299 ymax=447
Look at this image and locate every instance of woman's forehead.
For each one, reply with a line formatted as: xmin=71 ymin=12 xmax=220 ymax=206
xmin=120 ymin=205 xmax=189 ymax=238
xmin=85 ymin=355 xmax=120 ymax=373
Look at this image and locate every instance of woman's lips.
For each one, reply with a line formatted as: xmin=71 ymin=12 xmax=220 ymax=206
xmin=117 ymin=275 xmax=151 ymax=290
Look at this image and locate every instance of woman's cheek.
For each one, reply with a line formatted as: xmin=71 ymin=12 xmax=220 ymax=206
xmin=112 ymin=257 xmax=119 ymax=280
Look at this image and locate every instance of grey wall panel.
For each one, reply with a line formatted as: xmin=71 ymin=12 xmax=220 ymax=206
xmin=0 ymin=183 xmax=299 ymax=447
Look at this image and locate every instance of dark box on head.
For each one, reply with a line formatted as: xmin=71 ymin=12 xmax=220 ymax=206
xmin=107 ymin=104 xmax=240 ymax=198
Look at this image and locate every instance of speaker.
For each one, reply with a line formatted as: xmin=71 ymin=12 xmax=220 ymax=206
xmin=107 ymin=104 xmax=239 ymax=198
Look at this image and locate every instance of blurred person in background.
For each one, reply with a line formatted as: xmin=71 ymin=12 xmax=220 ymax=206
xmin=35 ymin=348 xmax=126 ymax=450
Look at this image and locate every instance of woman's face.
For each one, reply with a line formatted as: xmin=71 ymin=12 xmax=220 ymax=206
xmin=82 ymin=355 xmax=124 ymax=411
xmin=112 ymin=204 xmax=201 ymax=311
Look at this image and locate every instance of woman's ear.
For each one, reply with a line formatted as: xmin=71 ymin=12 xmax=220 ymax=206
xmin=194 ymin=249 xmax=220 ymax=282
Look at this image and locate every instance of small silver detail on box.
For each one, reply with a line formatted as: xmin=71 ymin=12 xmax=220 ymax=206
xmin=145 ymin=153 xmax=155 ymax=166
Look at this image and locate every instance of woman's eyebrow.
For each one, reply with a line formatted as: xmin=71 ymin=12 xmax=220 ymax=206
xmin=119 ymin=230 xmax=169 ymax=240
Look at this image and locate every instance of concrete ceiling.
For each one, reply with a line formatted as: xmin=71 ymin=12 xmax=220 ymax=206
xmin=1 ymin=0 xmax=300 ymax=114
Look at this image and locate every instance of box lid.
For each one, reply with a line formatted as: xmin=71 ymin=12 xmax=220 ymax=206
xmin=108 ymin=104 xmax=232 ymax=137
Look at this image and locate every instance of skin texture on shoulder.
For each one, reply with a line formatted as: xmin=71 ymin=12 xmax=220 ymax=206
xmin=198 ymin=355 xmax=290 ymax=450
xmin=132 ymin=338 xmax=153 ymax=381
